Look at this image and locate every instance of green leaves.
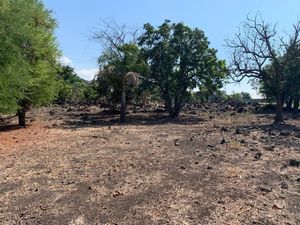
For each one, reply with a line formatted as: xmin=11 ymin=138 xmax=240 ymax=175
xmin=139 ymin=20 xmax=227 ymax=117
xmin=56 ymin=65 xmax=96 ymax=103
xmin=0 ymin=0 xmax=60 ymax=114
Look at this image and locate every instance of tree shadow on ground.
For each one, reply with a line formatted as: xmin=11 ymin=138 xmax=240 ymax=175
xmin=59 ymin=111 xmax=206 ymax=129
xmin=237 ymin=121 xmax=300 ymax=133
xmin=236 ymin=117 xmax=300 ymax=149
xmin=254 ymin=105 xmax=299 ymax=115
xmin=0 ymin=125 xmax=26 ymax=132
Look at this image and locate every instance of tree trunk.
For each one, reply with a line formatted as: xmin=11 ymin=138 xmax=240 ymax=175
xmin=167 ymin=102 xmax=175 ymax=119
xmin=120 ymin=87 xmax=126 ymax=123
xmin=173 ymin=95 xmax=181 ymax=119
xmin=274 ymin=93 xmax=283 ymax=123
xmin=286 ymin=97 xmax=293 ymax=111
xmin=172 ymin=106 xmax=180 ymax=119
xmin=293 ymin=95 xmax=299 ymax=115
xmin=166 ymin=97 xmax=182 ymax=119
xmin=274 ymin=71 xmax=284 ymax=123
xmin=164 ymin=95 xmax=174 ymax=118
xmin=17 ymin=108 xmax=26 ymax=127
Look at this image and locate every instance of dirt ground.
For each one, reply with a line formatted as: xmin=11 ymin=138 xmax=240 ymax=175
xmin=0 ymin=104 xmax=299 ymax=225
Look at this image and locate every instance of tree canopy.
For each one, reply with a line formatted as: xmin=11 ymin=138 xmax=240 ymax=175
xmin=139 ymin=20 xmax=227 ymax=118
xmin=94 ymin=21 xmax=147 ymax=123
xmin=0 ymin=0 xmax=60 ymax=125
xmin=57 ymin=65 xmax=97 ymax=104
xmin=259 ymin=46 xmax=300 ymax=113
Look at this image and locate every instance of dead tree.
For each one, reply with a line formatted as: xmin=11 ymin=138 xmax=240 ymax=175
xmin=226 ymin=14 xmax=300 ymax=123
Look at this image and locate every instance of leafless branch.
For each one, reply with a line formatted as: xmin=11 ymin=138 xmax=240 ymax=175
xmin=93 ymin=19 xmax=140 ymax=60
xmin=226 ymin=14 xmax=300 ymax=84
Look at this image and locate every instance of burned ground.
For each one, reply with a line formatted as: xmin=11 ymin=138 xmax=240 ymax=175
xmin=0 ymin=104 xmax=299 ymax=225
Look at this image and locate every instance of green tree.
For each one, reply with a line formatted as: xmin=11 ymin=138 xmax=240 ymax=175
xmin=0 ymin=0 xmax=30 ymax=114
xmin=94 ymin=21 xmax=147 ymax=123
xmin=259 ymin=48 xmax=300 ymax=114
xmin=285 ymin=53 xmax=300 ymax=113
xmin=139 ymin=20 xmax=227 ymax=118
xmin=0 ymin=0 xmax=60 ymax=126
xmin=228 ymin=92 xmax=252 ymax=103
xmin=96 ymin=44 xmax=145 ymax=122
xmin=56 ymin=65 xmax=96 ymax=104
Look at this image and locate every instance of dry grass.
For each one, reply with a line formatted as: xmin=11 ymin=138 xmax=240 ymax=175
xmin=0 ymin=105 xmax=299 ymax=224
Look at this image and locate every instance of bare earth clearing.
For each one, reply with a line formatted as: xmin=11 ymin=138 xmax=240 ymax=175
xmin=0 ymin=105 xmax=299 ymax=225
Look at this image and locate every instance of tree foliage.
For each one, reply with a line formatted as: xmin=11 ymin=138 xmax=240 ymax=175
xmin=0 ymin=0 xmax=60 ymax=126
xmin=139 ymin=20 xmax=227 ymax=118
xmin=94 ymin=21 xmax=147 ymax=123
xmin=259 ymin=46 xmax=300 ymax=113
xmin=57 ymin=65 xmax=97 ymax=104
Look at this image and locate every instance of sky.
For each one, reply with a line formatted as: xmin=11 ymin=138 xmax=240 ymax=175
xmin=43 ymin=0 xmax=300 ymax=98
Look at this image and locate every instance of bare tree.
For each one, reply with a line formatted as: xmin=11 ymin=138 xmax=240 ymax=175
xmin=93 ymin=20 xmax=141 ymax=123
xmin=226 ymin=14 xmax=300 ymax=122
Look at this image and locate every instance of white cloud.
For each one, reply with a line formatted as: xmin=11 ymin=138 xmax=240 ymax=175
xmin=58 ymin=56 xmax=98 ymax=81
xmin=76 ymin=68 xmax=99 ymax=81
xmin=59 ymin=56 xmax=73 ymax=66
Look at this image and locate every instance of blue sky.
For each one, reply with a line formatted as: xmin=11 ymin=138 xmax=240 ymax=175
xmin=44 ymin=0 xmax=300 ymax=98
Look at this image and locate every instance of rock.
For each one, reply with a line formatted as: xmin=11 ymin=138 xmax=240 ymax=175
xmin=280 ymin=181 xmax=289 ymax=189
xmin=62 ymin=180 xmax=76 ymax=185
xmin=217 ymin=199 xmax=225 ymax=204
xmin=235 ymin=128 xmax=241 ymax=134
xmin=280 ymin=130 xmax=290 ymax=136
xmin=289 ymin=159 xmax=300 ymax=167
xmin=235 ymin=128 xmax=250 ymax=135
xmin=254 ymin=152 xmax=262 ymax=160
xmin=174 ymin=142 xmax=179 ymax=146
xmin=180 ymin=165 xmax=186 ymax=170
xmin=240 ymin=139 xmax=246 ymax=144
xmin=221 ymin=126 xmax=229 ymax=132
xmin=272 ymin=203 xmax=284 ymax=210
xmin=113 ymin=190 xmax=123 ymax=197
xmin=296 ymin=178 xmax=300 ymax=183
xmin=269 ymin=131 xmax=277 ymax=136
xmin=260 ymin=186 xmax=272 ymax=193
xmin=220 ymin=138 xmax=226 ymax=144
xmin=207 ymin=165 xmax=213 ymax=170
xmin=264 ymin=145 xmax=275 ymax=151
xmin=237 ymin=107 xmax=244 ymax=113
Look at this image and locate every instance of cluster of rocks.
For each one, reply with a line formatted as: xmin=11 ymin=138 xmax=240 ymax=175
xmin=184 ymin=101 xmax=260 ymax=114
